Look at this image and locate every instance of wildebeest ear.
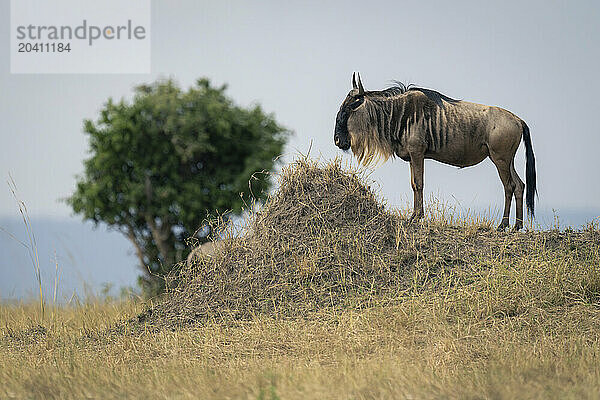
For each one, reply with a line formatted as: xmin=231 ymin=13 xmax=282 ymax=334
xmin=352 ymin=72 xmax=358 ymax=89
xmin=356 ymin=72 xmax=365 ymax=95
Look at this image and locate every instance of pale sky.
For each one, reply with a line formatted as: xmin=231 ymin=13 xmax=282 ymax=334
xmin=2 ymin=0 xmax=600 ymax=220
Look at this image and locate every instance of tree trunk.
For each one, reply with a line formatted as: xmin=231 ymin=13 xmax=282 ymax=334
xmin=143 ymin=175 xmax=175 ymax=268
xmin=124 ymin=226 xmax=149 ymax=273
xmin=146 ymin=215 xmax=174 ymax=268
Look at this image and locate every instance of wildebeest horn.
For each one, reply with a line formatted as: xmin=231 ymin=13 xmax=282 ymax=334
xmin=356 ymin=72 xmax=365 ymax=95
xmin=352 ymin=72 xmax=358 ymax=89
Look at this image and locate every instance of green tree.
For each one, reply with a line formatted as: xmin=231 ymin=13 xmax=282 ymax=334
xmin=68 ymin=78 xmax=289 ymax=295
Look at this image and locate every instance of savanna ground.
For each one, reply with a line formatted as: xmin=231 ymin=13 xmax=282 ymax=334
xmin=2 ymin=160 xmax=600 ymax=399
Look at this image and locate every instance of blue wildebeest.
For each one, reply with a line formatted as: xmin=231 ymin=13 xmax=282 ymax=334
xmin=334 ymin=73 xmax=536 ymax=231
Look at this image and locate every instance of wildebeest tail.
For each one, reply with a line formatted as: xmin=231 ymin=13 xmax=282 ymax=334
xmin=522 ymin=121 xmax=537 ymax=217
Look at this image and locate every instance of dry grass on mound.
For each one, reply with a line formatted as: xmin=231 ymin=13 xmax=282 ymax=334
xmin=148 ymin=159 xmax=600 ymax=325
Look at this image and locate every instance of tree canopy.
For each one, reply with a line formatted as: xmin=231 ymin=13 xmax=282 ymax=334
xmin=68 ymin=78 xmax=289 ymax=294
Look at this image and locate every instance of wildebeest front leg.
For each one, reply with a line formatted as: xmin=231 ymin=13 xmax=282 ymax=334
xmin=408 ymin=153 xmax=425 ymax=222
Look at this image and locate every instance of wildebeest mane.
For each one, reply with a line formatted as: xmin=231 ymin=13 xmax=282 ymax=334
xmin=368 ymin=82 xmax=460 ymax=107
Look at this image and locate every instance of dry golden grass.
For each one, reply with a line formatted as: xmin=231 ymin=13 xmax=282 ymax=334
xmin=2 ymin=279 xmax=600 ymax=399
xmin=2 ymin=159 xmax=600 ymax=399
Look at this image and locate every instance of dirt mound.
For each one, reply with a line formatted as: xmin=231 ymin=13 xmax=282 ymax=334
xmin=148 ymin=159 xmax=600 ymax=325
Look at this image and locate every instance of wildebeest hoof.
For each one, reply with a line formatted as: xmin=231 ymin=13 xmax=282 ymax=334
xmin=409 ymin=213 xmax=424 ymax=223
xmin=512 ymin=223 xmax=523 ymax=232
xmin=497 ymin=221 xmax=509 ymax=231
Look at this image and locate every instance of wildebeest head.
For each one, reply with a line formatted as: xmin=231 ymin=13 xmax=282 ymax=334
xmin=334 ymin=72 xmax=367 ymax=151
xmin=334 ymin=73 xmax=393 ymax=165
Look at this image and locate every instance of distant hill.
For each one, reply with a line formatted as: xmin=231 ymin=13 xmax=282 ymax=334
xmin=0 ymin=217 xmax=139 ymax=302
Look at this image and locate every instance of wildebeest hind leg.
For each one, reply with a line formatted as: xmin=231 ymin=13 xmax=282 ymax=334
xmin=490 ymin=156 xmax=515 ymax=231
xmin=510 ymin=161 xmax=525 ymax=230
